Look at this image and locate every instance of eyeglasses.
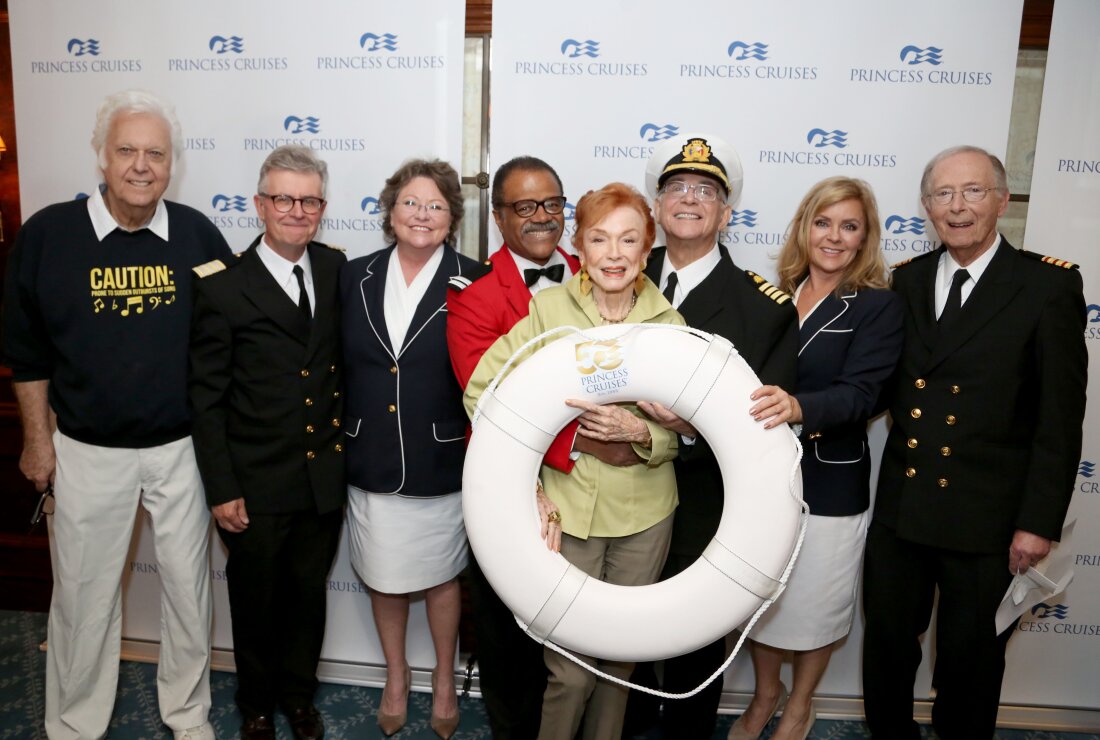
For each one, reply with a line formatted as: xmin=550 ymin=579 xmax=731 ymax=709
xmin=498 ymin=196 xmax=567 ymax=218
xmin=399 ymin=198 xmax=451 ymax=216
xmin=660 ymin=180 xmax=721 ymax=203
xmin=925 ymin=186 xmax=1000 ymax=206
xmin=259 ymin=193 xmax=326 ymax=214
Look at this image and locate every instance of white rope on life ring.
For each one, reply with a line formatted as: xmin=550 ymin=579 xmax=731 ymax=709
xmin=464 ymin=323 xmax=804 ymax=665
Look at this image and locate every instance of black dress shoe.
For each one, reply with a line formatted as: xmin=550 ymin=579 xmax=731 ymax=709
xmin=240 ymin=714 xmax=276 ymax=740
xmin=286 ymin=706 xmax=325 ymax=740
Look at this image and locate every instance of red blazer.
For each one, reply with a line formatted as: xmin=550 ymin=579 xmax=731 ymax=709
xmin=447 ymin=244 xmax=580 ymax=471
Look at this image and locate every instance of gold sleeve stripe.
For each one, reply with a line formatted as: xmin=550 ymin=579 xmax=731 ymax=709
xmin=746 ymin=271 xmax=792 ymax=305
xmin=192 ymin=259 xmax=227 ymax=278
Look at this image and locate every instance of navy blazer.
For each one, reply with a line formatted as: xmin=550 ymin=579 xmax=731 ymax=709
xmin=341 ymin=245 xmax=478 ymax=496
xmin=796 ymin=287 xmax=903 ymax=516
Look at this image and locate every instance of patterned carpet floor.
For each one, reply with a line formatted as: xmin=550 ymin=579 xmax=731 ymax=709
xmin=1 ymin=610 xmax=1096 ymax=739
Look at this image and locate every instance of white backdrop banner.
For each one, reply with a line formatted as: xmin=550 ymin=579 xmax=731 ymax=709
xmin=489 ymin=0 xmax=1090 ymax=715
xmin=10 ymin=0 xmax=465 ymax=261
xmin=490 ymin=0 xmax=1021 ymax=281
xmin=1009 ymin=0 xmax=1100 ymax=711
xmin=10 ymin=0 xmax=465 ymax=674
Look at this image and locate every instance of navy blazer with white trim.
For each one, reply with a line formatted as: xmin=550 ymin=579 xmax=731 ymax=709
xmin=341 ymin=244 xmax=478 ymax=496
xmin=796 ymin=287 xmax=903 ymax=516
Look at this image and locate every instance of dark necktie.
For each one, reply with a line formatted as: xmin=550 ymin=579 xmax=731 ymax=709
xmin=663 ymin=272 xmax=679 ymax=304
xmin=293 ymin=265 xmax=312 ymax=321
xmin=938 ymin=268 xmax=970 ymax=327
xmin=523 ymin=263 xmax=565 ymax=288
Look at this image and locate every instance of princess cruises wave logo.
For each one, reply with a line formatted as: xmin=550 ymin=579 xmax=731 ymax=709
xmin=209 ymin=35 xmax=244 ymax=54
xmin=315 ymin=195 xmax=384 ymax=235
xmin=1019 ymin=602 xmax=1100 ymax=637
xmin=168 ymin=34 xmax=286 ymax=72
xmin=1079 ymin=459 xmax=1100 ymax=494
xmin=593 ymin=123 xmax=678 ymax=160
xmin=316 ymin=32 xmax=441 ymax=71
xmin=639 ymin=123 xmax=679 ymax=142
xmin=727 ymin=41 xmax=768 ymax=61
xmin=728 ymin=210 xmax=758 ymax=228
xmin=211 ymin=194 xmax=249 ymax=213
xmin=360 ymin=197 xmax=382 ymax=216
xmin=31 ymin=38 xmax=141 ymax=74
xmin=512 ymin=38 xmax=647 ymax=77
xmin=284 ymin=116 xmax=322 ymax=135
xmin=360 ymin=33 xmax=399 ymax=52
xmin=881 ymin=215 xmax=935 ymax=254
xmin=884 ymin=215 xmax=925 ymax=235
xmin=561 ymin=39 xmax=600 ymax=58
xmin=722 ymin=208 xmax=785 ymax=247
xmin=242 ymin=115 xmax=365 ymax=154
xmin=67 ymin=38 xmax=100 ymax=56
xmin=681 ymin=39 xmax=816 ymax=80
xmin=899 ymin=45 xmax=943 ymax=65
xmin=807 ymin=129 xmax=848 ymax=149
xmin=1085 ymin=304 xmax=1100 ymax=341
xmin=851 ymin=44 xmax=991 ymax=86
xmin=759 ymin=130 xmax=896 ymax=170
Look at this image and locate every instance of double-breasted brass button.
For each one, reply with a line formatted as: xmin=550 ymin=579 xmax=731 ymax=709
xmin=306 ymin=425 xmax=315 ymax=434
xmin=332 ymin=418 xmax=341 ymax=427
xmin=910 ymin=408 xmax=922 ymax=419
xmin=906 ymin=467 xmax=916 ymax=478
xmin=951 ymin=385 xmax=961 ymax=394
xmin=330 ymin=364 xmax=337 ymax=373
xmin=306 ymin=450 xmax=316 ymax=460
xmin=938 ymin=478 xmax=949 ymax=488
xmin=390 ymin=366 xmax=398 ymax=374
xmin=808 ymin=432 xmax=822 ymax=440
xmin=387 ymin=404 xmax=396 ymax=413
xmin=334 ymin=443 xmax=343 ymax=453
xmin=300 ymin=369 xmax=310 ymax=378
xmin=305 ymin=398 xmax=313 ymax=407
xmin=333 ymin=391 xmax=341 ymax=399
xmin=914 ymin=379 xmax=926 ymax=389
xmin=907 ymin=438 xmax=919 ymax=449
xmin=945 ymin=415 xmax=957 ymax=425
xmin=940 ymin=446 xmax=951 ymax=456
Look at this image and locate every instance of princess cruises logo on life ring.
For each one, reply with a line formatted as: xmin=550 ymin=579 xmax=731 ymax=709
xmin=575 ymin=339 xmax=630 ymax=396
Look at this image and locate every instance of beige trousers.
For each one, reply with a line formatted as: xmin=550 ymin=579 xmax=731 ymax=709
xmin=538 ymin=514 xmax=673 ymax=740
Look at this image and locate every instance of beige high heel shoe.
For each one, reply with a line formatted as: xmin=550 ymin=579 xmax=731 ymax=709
xmin=728 ymin=681 xmax=789 ymax=740
xmin=376 ymin=664 xmax=411 ymax=737
xmin=430 ymin=668 xmax=460 ymax=739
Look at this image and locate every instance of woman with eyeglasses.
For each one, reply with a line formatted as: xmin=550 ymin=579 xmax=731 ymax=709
xmin=730 ymin=177 xmax=903 ymax=740
xmin=339 ymin=159 xmax=477 ymax=739
xmin=464 ymin=183 xmax=684 ymax=740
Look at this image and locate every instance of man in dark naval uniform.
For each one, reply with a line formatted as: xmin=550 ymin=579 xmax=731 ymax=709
xmin=625 ymin=132 xmax=799 ymax=739
xmin=862 ymin=145 xmax=1087 ymax=740
xmin=189 ymin=145 xmax=346 ymax=740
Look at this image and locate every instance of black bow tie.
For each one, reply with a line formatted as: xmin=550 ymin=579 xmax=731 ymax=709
xmin=523 ymin=264 xmax=565 ymax=287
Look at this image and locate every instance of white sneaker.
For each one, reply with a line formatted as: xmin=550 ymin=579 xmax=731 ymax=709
xmin=176 ymin=723 xmax=216 ymax=740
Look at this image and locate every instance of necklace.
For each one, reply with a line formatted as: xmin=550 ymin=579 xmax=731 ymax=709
xmin=598 ymin=291 xmax=638 ymax=324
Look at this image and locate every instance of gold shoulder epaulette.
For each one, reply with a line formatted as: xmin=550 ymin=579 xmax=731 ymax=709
xmin=891 ymin=257 xmax=915 ymax=269
xmin=745 ymin=270 xmax=792 ymax=305
xmin=319 ymin=242 xmax=346 ymax=252
xmin=1020 ymin=250 xmax=1079 ymax=270
xmin=192 ymin=259 xmax=227 ymax=278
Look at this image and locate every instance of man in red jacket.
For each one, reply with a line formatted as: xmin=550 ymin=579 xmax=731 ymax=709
xmin=446 ymin=156 xmax=637 ymax=739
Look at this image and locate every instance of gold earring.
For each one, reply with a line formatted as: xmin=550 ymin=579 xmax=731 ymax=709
xmin=579 ymin=267 xmax=592 ymax=295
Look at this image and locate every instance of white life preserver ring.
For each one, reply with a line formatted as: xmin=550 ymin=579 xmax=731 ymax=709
xmin=463 ymin=323 xmax=803 ymax=662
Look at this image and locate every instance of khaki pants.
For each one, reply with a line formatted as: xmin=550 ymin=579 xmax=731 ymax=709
xmin=45 ymin=432 xmax=213 ymax=739
xmin=538 ymin=514 xmax=673 ymax=740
